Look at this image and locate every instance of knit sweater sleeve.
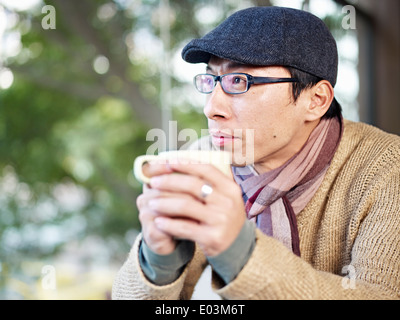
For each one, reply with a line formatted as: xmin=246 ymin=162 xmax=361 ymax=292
xmin=213 ymin=223 xmax=399 ymax=300
xmin=212 ymin=141 xmax=400 ymax=300
xmin=112 ymin=234 xmax=208 ymax=300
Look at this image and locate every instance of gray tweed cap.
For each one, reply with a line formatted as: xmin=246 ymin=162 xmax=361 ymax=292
xmin=182 ymin=6 xmax=338 ymax=87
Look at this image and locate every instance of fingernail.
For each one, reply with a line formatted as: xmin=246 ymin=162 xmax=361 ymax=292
xmin=150 ymin=176 xmax=161 ymax=187
xmin=154 ymin=217 xmax=166 ymax=228
xmin=148 ymin=199 xmax=157 ymax=209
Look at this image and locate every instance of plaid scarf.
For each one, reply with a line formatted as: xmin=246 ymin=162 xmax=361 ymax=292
xmin=233 ymin=116 xmax=343 ymax=256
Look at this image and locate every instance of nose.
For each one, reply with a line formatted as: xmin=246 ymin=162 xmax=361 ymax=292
xmin=203 ymin=82 xmax=232 ymax=120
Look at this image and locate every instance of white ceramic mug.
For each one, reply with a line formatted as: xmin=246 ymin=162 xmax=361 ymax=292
xmin=133 ymin=150 xmax=232 ymax=184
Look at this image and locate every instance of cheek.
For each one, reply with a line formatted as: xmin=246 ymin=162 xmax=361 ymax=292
xmin=249 ymin=90 xmax=290 ymax=134
xmin=233 ymin=85 xmax=298 ymax=140
xmin=250 ymin=95 xmax=300 ymax=148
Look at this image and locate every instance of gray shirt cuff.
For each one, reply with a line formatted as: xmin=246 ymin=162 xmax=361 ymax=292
xmin=139 ymin=220 xmax=256 ymax=286
xmin=139 ymin=239 xmax=195 ymax=285
xmin=207 ymin=220 xmax=256 ymax=284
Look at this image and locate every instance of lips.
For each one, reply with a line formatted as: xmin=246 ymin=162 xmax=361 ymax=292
xmin=209 ymin=129 xmax=237 ymax=147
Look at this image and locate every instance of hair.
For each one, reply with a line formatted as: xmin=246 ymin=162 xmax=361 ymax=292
xmin=287 ymin=67 xmax=342 ymax=119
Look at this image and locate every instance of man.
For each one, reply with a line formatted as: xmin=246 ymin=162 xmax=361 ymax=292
xmin=112 ymin=7 xmax=400 ymax=299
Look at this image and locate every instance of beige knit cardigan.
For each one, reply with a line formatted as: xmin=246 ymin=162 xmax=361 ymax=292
xmin=112 ymin=120 xmax=400 ymax=300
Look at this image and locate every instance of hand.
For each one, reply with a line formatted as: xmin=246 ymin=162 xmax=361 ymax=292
xmin=136 ymin=162 xmax=179 ymax=255
xmin=147 ymin=161 xmax=246 ymax=257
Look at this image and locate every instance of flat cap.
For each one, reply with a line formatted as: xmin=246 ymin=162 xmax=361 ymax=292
xmin=182 ymin=6 xmax=338 ymax=86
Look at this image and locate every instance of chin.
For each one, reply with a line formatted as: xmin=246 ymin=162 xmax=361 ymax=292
xmin=230 ymin=152 xmax=255 ymax=167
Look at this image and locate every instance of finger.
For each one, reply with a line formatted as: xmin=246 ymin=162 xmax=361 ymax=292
xmin=138 ymin=207 xmax=178 ymax=255
xmin=167 ymin=161 xmax=233 ymax=194
xmin=149 ymin=173 xmax=216 ymax=202
xmin=137 ymin=189 xmax=196 ymax=210
xmin=140 ymin=162 xmax=173 ymax=189
xmin=154 ymin=216 xmax=223 ymax=256
xmin=154 ymin=216 xmax=204 ymax=243
xmin=142 ymin=162 xmax=174 ymax=179
xmin=138 ymin=206 xmax=158 ymax=230
xmin=150 ymin=164 xmax=236 ymax=201
xmin=149 ymin=197 xmax=210 ymax=223
xmin=137 ymin=189 xmax=164 ymax=210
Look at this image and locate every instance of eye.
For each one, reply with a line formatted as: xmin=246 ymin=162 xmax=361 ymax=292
xmin=206 ymin=77 xmax=214 ymax=85
xmin=225 ymin=75 xmax=244 ymax=84
xmin=232 ymin=76 xmax=245 ymax=84
xmin=227 ymin=74 xmax=247 ymax=88
xmin=221 ymin=74 xmax=248 ymax=93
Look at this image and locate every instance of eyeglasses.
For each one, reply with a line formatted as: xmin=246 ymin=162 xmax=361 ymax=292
xmin=194 ymin=73 xmax=299 ymax=95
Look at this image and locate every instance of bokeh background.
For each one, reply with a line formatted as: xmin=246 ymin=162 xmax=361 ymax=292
xmin=0 ymin=0 xmax=399 ymax=299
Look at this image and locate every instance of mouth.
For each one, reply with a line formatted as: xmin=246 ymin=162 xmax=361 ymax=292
xmin=209 ymin=129 xmax=238 ymax=147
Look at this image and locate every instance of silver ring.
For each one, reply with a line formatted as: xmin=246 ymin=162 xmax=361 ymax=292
xmin=200 ymin=184 xmax=213 ymax=199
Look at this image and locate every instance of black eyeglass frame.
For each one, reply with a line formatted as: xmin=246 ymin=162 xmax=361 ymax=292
xmin=194 ymin=73 xmax=299 ymax=95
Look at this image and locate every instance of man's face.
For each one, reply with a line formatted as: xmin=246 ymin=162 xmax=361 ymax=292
xmin=205 ymin=56 xmax=312 ymax=173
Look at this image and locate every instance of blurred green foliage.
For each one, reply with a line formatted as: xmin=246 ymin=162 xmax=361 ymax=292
xmin=0 ymin=0 xmax=234 ymax=299
xmin=0 ymin=0 xmax=350 ymax=299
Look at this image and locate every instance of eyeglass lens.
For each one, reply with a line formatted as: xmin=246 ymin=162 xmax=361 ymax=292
xmin=222 ymin=74 xmax=248 ymax=93
xmin=195 ymin=75 xmax=214 ymax=93
xmin=195 ymin=74 xmax=249 ymax=94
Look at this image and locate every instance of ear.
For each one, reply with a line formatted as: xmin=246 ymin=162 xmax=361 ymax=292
xmin=304 ymin=80 xmax=334 ymax=122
